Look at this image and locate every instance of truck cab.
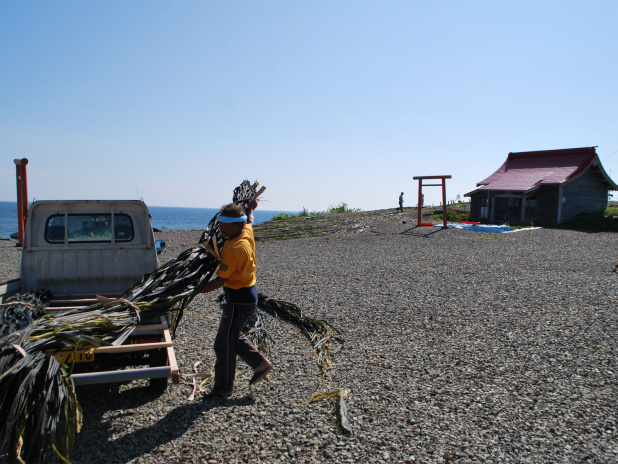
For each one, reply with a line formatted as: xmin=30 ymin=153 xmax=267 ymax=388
xmin=21 ymin=200 xmax=159 ymax=296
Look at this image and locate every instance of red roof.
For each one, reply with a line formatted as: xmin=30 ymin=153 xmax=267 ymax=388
xmin=468 ymin=147 xmax=618 ymax=194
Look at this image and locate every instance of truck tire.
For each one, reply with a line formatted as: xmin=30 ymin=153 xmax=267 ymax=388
xmin=149 ymin=348 xmax=169 ymax=393
xmin=150 ymin=376 xmax=168 ymax=393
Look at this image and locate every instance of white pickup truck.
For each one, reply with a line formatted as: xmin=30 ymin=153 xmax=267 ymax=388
xmin=0 ymin=199 xmax=179 ymax=391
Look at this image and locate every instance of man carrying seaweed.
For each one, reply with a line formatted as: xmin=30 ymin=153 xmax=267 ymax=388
xmin=199 ymin=199 xmax=272 ymax=398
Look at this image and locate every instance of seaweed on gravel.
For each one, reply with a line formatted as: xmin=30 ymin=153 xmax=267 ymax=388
xmin=257 ymin=294 xmax=345 ymax=385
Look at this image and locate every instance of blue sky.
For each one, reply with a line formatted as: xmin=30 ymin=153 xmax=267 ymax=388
xmin=1 ymin=0 xmax=617 ymax=212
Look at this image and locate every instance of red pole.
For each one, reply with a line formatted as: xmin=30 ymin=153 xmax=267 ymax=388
xmin=21 ymin=160 xmax=28 ymax=231
xmin=417 ymin=178 xmax=422 ymax=225
xmin=441 ymin=177 xmax=448 ymax=229
xmin=14 ymin=158 xmax=29 ymax=246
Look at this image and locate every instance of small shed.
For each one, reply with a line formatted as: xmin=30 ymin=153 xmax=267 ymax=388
xmin=465 ymin=147 xmax=618 ymax=226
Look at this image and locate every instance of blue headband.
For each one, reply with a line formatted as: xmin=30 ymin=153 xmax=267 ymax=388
xmin=217 ymin=214 xmax=247 ymax=223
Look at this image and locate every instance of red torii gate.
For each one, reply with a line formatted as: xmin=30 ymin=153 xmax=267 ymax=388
xmin=413 ymin=175 xmax=452 ymax=229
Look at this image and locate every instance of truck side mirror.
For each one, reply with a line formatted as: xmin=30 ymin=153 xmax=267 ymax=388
xmin=155 ymin=240 xmax=166 ymax=255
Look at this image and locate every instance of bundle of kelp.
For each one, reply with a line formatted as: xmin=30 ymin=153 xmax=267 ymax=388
xmin=0 ymin=180 xmax=260 ymax=464
xmin=0 ymin=290 xmax=50 ymax=337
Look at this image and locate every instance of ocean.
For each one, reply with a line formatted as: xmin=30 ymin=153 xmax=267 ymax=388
xmin=0 ymin=201 xmax=294 ymax=239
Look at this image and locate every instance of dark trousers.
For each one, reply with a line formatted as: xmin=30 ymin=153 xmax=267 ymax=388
xmin=213 ymin=301 xmax=265 ymax=393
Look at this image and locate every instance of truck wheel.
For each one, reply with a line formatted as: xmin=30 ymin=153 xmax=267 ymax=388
xmin=150 ymin=376 xmax=168 ymax=393
xmin=149 ymin=348 xmax=169 ymax=393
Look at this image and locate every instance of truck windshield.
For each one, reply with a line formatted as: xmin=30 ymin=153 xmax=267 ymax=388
xmin=45 ymin=214 xmax=134 ymax=243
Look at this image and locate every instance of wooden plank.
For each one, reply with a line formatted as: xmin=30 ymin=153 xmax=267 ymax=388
xmin=45 ymin=306 xmax=87 ymax=311
xmin=93 ymin=341 xmax=172 ymax=354
xmin=134 ymin=323 xmax=168 ymax=332
xmin=50 ymin=298 xmax=102 ymax=304
xmin=413 ymin=175 xmax=452 ymax=180
xmin=51 ymin=293 xmax=122 ymax=299
xmin=252 ymin=185 xmax=267 ymax=201
xmin=161 ymin=316 xmax=180 ymax=383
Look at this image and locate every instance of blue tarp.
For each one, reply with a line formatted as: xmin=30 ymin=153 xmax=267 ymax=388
xmin=439 ymin=222 xmax=513 ymax=233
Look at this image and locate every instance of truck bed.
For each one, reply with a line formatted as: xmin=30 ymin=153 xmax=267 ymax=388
xmin=1 ymin=284 xmax=180 ymax=390
xmin=48 ymin=295 xmax=180 ymax=389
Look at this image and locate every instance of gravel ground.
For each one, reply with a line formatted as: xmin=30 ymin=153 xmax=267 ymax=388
xmin=1 ymin=212 xmax=617 ymax=463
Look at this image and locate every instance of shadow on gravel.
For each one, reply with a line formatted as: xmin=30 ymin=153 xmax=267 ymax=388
xmin=399 ymin=226 xmax=444 ymax=237
xmin=74 ymin=383 xmax=255 ymax=462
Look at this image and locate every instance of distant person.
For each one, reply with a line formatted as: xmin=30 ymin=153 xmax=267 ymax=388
xmin=397 ymin=192 xmax=404 ymax=212
xmin=198 ymin=199 xmax=272 ymax=398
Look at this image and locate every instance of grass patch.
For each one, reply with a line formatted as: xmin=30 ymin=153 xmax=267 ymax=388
xmin=432 ymin=208 xmax=470 ymax=222
xmin=269 ymin=207 xmax=319 ymax=221
xmin=270 ymin=212 xmax=295 ymax=221
xmin=560 ymin=206 xmax=618 ymax=232
xmin=326 ymin=202 xmax=361 ymax=213
xmin=271 ymin=203 xmax=361 ymax=219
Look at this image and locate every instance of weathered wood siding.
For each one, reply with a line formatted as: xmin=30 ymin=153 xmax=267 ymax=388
xmin=492 ymin=197 xmax=509 ymax=223
xmin=536 ymin=186 xmax=559 ymax=225
xmin=469 ymin=194 xmax=481 ymax=221
xmin=560 ymin=168 xmax=609 ymax=223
